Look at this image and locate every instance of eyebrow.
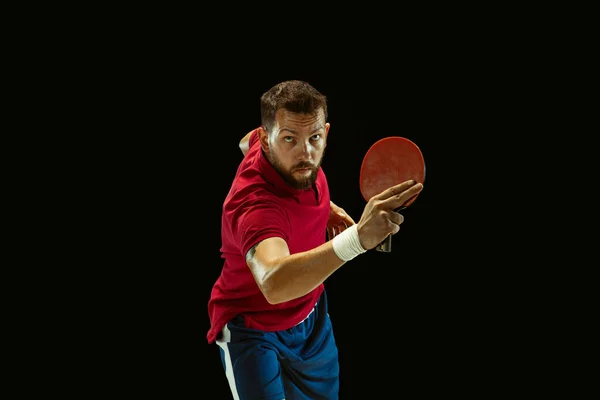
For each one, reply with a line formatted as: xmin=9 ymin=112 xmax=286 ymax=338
xmin=279 ymin=126 xmax=324 ymax=135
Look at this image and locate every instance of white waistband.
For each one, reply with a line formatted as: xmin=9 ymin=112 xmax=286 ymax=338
xmin=295 ymin=302 xmax=317 ymax=326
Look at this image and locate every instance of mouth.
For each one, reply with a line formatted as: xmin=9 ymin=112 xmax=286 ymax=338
xmin=294 ymin=168 xmax=312 ymax=175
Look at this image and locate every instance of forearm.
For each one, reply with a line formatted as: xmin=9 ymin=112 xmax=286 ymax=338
xmin=255 ymin=241 xmax=346 ymax=304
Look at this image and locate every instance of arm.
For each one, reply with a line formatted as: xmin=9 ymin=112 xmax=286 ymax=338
xmin=326 ymin=200 xmax=356 ymax=240
xmin=246 ymin=237 xmax=345 ymax=304
xmin=239 ymin=129 xmax=255 ymax=156
xmin=246 ymin=180 xmax=423 ymax=304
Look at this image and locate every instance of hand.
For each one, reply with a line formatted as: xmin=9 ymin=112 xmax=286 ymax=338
xmin=356 ymin=180 xmax=423 ymax=250
xmin=327 ymin=201 xmax=356 ymax=240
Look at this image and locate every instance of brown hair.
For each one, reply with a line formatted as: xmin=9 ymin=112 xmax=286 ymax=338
xmin=260 ymin=80 xmax=328 ymax=132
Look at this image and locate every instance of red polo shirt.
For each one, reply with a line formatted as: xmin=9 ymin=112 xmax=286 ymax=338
xmin=207 ymin=129 xmax=329 ymax=344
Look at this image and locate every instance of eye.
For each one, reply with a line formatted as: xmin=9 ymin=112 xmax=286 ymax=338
xmin=283 ymin=136 xmax=294 ymax=143
xmin=311 ymin=134 xmax=321 ymax=141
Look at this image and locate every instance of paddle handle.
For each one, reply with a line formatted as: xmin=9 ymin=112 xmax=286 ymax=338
xmin=375 ymin=206 xmax=406 ymax=253
xmin=376 ymin=235 xmax=392 ymax=252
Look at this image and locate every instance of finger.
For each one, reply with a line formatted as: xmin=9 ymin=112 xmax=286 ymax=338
xmin=371 ymin=180 xmax=419 ymax=201
xmin=337 ymin=210 xmax=355 ymax=226
xmin=343 ymin=214 xmax=356 ymax=226
xmin=388 ymin=212 xmax=404 ymax=226
xmin=337 ymin=222 xmax=347 ymax=233
xmin=381 ymin=183 xmax=423 ymax=210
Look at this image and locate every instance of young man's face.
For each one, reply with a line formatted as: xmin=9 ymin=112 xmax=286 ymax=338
xmin=260 ymin=109 xmax=330 ymax=190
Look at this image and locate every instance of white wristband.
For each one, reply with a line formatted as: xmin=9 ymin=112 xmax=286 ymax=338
xmin=332 ymin=224 xmax=366 ymax=261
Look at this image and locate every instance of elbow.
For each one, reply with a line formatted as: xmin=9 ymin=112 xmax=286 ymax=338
xmin=258 ymin=275 xmax=288 ymax=305
xmin=265 ymin=295 xmax=286 ymax=305
xmin=264 ymin=294 xmax=282 ymax=305
xmin=239 ymin=141 xmax=249 ymax=156
xmin=260 ymin=282 xmax=285 ymax=305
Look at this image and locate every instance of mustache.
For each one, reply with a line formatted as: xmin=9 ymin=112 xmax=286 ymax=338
xmin=293 ymin=162 xmax=316 ymax=170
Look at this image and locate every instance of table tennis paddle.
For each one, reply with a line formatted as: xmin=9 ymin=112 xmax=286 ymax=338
xmin=359 ymin=136 xmax=425 ymax=252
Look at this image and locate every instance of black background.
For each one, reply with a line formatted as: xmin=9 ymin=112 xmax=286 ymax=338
xmin=30 ymin=14 xmax=565 ymax=397
xmin=83 ymin=60 xmax=505 ymax=398
xmin=192 ymin=73 xmax=469 ymax=398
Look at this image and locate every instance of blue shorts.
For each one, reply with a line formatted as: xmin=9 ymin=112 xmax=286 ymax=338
xmin=216 ymin=291 xmax=339 ymax=400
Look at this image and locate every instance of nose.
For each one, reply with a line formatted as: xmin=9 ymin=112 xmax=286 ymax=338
xmin=298 ymin=140 xmax=313 ymax=161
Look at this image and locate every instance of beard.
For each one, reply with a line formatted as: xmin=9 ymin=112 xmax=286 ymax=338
xmin=268 ymin=150 xmax=325 ymax=190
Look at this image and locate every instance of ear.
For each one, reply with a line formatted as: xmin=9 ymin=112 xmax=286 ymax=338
xmin=323 ymin=122 xmax=330 ymax=147
xmin=258 ymin=126 xmax=270 ymax=153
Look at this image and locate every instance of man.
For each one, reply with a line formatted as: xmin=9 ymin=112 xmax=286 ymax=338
xmin=207 ymin=80 xmax=423 ymax=399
